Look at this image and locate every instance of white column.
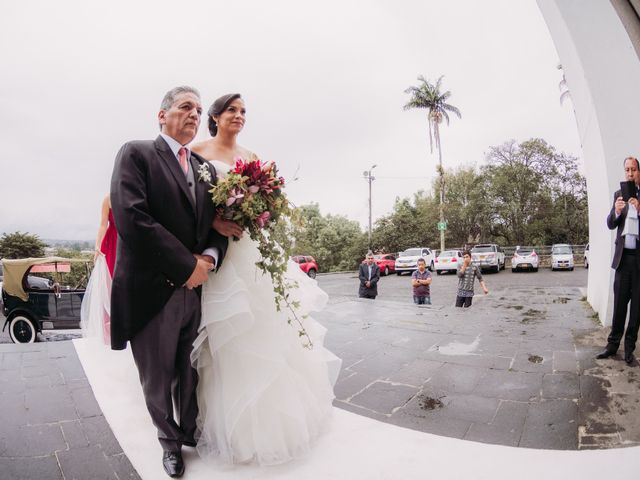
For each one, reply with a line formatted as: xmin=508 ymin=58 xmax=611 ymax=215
xmin=538 ymin=0 xmax=640 ymax=325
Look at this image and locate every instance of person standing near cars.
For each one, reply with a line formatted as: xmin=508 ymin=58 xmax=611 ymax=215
xmin=456 ymin=250 xmax=488 ymax=307
xmin=359 ymin=252 xmax=380 ymax=299
xmin=597 ymin=156 xmax=640 ymax=365
xmin=412 ymin=258 xmax=432 ymax=305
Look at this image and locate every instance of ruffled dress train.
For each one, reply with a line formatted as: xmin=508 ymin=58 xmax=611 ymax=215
xmin=190 ymin=234 xmax=341 ymax=465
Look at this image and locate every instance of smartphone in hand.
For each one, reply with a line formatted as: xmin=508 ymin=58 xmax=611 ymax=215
xmin=621 ymin=180 xmax=637 ymax=201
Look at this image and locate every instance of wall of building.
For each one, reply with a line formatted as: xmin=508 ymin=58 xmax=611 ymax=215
xmin=537 ymin=0 xmax=640 ymax=325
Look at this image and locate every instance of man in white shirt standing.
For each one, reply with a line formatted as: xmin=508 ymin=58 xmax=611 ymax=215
xmin=597 ymin=156 xmax=640 ymax=366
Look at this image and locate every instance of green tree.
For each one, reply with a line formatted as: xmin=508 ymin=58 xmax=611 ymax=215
xmin=371 ymin=192 xmax=441 ymax=254
xmin=292 ymin=204 xmax=367 ymax=272
xmin=440 ymin=166 xmax=491 ymax=247
xmin=542 ymin=152 xmax=589 ymax=244
xmin=0 ymin=231 xmax=47 ymax=259
xmin=404 ymin=75 xmax=461 ymax=252
xmin=54 ymin=248 xmax=93 ymax=289
xmin=372 ymin=198 xmax=423 ymax=254
xmin=481 ymin=139 xmax=588 ymax=246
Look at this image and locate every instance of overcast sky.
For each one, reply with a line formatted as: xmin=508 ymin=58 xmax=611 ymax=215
xmin=0 ymin=0 xmax=582 ymax=242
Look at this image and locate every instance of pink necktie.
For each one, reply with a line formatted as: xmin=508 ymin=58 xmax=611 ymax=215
xmin=178 ymin=147 xmax=188 ymax=174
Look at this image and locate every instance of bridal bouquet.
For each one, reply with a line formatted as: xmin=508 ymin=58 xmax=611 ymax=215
xmin=207 ymin=157 xmax=313 ymax=347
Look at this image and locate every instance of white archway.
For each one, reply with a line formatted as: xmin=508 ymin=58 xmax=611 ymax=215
xmin=538 ymin=0 xmax=640 ymax=325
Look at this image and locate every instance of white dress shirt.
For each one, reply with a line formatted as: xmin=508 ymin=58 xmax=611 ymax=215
xmin=159 ymin=133 xmax=219 ymax=268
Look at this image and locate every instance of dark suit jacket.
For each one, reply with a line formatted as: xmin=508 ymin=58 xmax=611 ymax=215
xmin=359 ymin=263 xmax=380 ymax=297
xmin=109 ymin=135 xmax=228 ymax=350
xmin=607 ymin=188 xmax=639 ymax=270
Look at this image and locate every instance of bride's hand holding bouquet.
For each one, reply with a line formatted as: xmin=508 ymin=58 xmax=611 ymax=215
xmin=205 ymin=157 xmax=313 ymax=347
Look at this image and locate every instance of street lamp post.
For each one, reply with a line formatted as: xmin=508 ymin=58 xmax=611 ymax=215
xmin=363 ymin=164 xmax=377 ymax=252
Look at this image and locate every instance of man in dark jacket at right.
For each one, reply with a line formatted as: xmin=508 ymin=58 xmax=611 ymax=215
xmin=597 ymin=156 xmax=640 ymax=365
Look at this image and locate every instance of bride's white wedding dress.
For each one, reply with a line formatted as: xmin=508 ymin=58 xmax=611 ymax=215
xmin=190 ymin=159 xmax=342 ymax=466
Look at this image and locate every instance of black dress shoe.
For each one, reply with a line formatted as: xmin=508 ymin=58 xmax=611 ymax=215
xmin=596 ymin=349 xmax=616 ymax=359
xmin=162 ymin=450 xmax=184 ymax=478
xmin=625 ymin=353 xmax=635 ymax=365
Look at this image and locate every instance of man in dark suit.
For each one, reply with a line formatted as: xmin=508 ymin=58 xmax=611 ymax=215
xmin=359 ymin=252 xmax=380 ymax=299
xmin=110 ymin=86 xmax=228 ymax=477
xmin=597 ymin=156 xmax=640 ymax=366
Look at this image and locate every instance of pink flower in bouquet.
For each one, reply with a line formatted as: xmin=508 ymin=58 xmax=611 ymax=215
xmin=255 ymin=211 xmax=271 ymax=228
xmin=226 ymin=188 xmax=244 ymax=206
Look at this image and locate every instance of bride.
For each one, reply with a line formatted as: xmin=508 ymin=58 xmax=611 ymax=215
xmin=190 ymin=93 xmax=341 ymax=466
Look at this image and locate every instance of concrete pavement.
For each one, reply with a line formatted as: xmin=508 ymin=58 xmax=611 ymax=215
xmin=0 ymin=341 xmax=139 ymax=480
xmin=317 ymin=284 xmax=636 ymax=450
xmin=1 ymin=271 xmax=639 ymax=478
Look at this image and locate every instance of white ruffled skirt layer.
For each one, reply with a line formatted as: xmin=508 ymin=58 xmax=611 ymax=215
xmin=190 ymin=235 xmax=341 ymax=466
xmin=80 ymin=254 xmax=111 ymax=345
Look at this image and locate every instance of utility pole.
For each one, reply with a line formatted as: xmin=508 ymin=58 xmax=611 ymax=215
xmin=363 ymin=164 xmax=377 ymax=252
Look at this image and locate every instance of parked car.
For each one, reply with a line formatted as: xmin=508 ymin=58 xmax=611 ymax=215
xmin=395 ymin=247 xmax=434 ymax=274
xmin=511 ymin=247 xmax=539 ymax=272
xmin=551 ymin=244 xmax=574 ymax=271
xmin=434 ymin=250 xmax=462 ymax=274
xmin=291 ymin=255 xmax=318 ymax=278
xmin=584 ymin=243 xmax=589 ymax=268
xmin=1 ymin=257 xmax=89 ymax=343
xmin=362 ymin=254 xmax=396 ymax=276
xmin=470 ymin=244 xmax=505 ymax=273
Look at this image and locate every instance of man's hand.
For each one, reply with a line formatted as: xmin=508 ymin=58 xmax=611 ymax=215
xmin=213 ymin=217 xmax=244 ymax=238
xmin=194 ymin=254 xmax=215 ymax=269
xmin=615 ymin=196 xmax=626 ymax=215
xmin=366 ymin=281 xmax=371 ymax=288
xmin=185 ymin=258 xmax=213 ymax=289
xmin=630 ymin=197 xmax=639 ymax=210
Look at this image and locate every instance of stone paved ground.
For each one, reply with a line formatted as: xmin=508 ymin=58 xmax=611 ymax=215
xmin=1 ymin=268 xmax=638 ymax=479
xmin=316 ymin=269 xmax=640 ymax=450
xmin=0 ymin=341 xmax=139 ymax=480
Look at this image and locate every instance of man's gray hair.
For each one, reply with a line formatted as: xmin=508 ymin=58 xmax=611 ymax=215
xmin=160 ymin=86 xmax=201 ymax=110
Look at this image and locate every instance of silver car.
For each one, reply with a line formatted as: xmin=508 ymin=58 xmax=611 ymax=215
xmin=434 ymin=250 xmax=463 ymax=274
xmin=511 ymin=247 xmax=539 ymax=272
xmin=470 ymin=244 xmax=505 ymax=273
xmin=551 ymin=244 xmax=574 ymax=271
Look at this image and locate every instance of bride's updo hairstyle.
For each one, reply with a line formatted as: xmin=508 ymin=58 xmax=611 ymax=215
xmin=207 ymin=93 xmax=242 ymax=137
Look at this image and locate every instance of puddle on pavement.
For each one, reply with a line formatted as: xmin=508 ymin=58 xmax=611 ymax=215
xmin=521 ymin=308 xmax=545 ymax=323
xmin=434 ymin=335 xmax=480 ymax=355
xmin=528 ymin=354 xmax=544 ymax=363
xmin=417 ymin=393 xmax=444 ymax=410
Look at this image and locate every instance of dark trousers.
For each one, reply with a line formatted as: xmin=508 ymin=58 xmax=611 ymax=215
xmin=414 ymin=296 xmax=431 ymax=305
xmin=608 ymin=250 xmax=640 ymax=354
xmin=130 ymin=288 xmax=201 ymax=451
xmin=455 ymin=295 xmax=473 ymax=308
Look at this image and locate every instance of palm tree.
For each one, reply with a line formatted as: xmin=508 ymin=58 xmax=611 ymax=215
xmin=404 ymin=75 xmax=461 ymax=252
